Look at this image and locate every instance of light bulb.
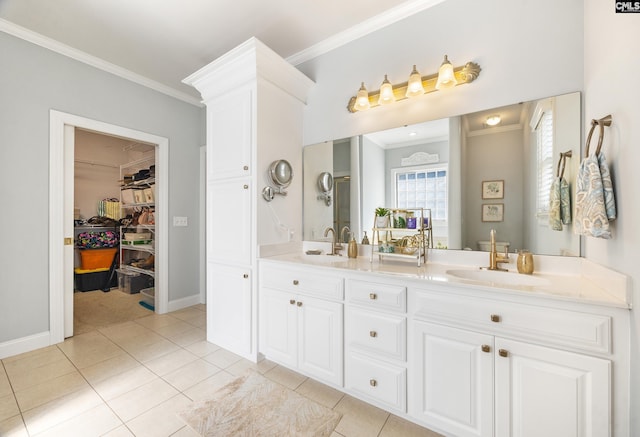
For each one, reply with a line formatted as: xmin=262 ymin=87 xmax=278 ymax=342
xmin=406 ymin=65 xmax=425 ymax=98
xmin=485 ymin=115 xmax=501 ymax=126
xmin=354 ymin=82 xmax=370 ymax=111
xmin=378 ymin=75 xmax=395 ymax=105
xmin=435 ymin=55 xmax=458 ymax=90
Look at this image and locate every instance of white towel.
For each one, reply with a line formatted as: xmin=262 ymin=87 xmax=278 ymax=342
xmin=574 ymin=152 xmax=616 ymax=238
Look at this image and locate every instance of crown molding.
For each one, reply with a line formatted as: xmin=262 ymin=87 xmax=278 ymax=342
xmin=286 ymin=0 xmax=448 ymax=66
xmin=0 ymin=18 xmax=203 ymax=107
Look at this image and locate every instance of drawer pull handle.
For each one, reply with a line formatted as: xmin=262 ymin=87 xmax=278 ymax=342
xmin=490 ymin=314 xmax=501 ymax=323
xmin=243 ymin=274 xmax=249 ymax=279
xmin=369 ymin=293 xmax=377 ymax=300
xmin=289 ymin=299 xmax=296 ymax=305
xmin=243 ymin=184 xmax=249 ymax=189
xmin=296 ymin=301 xmax=303 ymax=307
xmin=498 ymin=349 xmax=509 ymax=357
xmin=369 ymin=331 xmax=377 ymax=338
xmin=243 ymin=165 xmax=249 ymax=171
xmin=369 ymin=379 xmax=377 ymax=387
xmin=293 ymin=280 xmax=299 ymax=285
xmin=481 ymin=344 xmax=491 ymax=353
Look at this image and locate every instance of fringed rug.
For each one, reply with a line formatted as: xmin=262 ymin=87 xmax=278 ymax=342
xmin=178 ymin=371 xmax=341 ymax=437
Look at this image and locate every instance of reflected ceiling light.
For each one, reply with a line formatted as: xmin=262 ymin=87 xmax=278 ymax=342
xmin=435 ymin=55 xmax=458 ymax=90
xmin=378 ymin=75 xmax=395 ymax=105
xmin=354 ymin=82 xmax=370 ymax=111
xmin=348 ymin=56 xmax=481 ymax=113
xmin=485 ymin=115 xmax=501 ymax=126
xmin=406 ymin=65 xmax=425 ymax=98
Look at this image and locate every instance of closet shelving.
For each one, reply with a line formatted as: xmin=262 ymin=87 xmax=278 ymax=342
xmin=119 ymin=156 xmax=156 ymax=282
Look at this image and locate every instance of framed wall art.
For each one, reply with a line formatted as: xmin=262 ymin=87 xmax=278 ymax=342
xmin=482 ymin=180 xmax=504 ymax=199
xmin=482 ymin=203 xmax=504 ymax=222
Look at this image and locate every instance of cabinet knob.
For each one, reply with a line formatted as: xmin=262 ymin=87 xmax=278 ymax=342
xmin=243 ymin=184 xmax=249 ymax=189
xmin=243 ymin=273 xmax=249 ymax=279
xmin=369 ymin=379 xmax=377 ymax=387
xmin=296 ymin=301 xmax=303 ymax=307
xmin=289 ymin=299 xmax=296 ymax=305
xmin=490 ymin=314 xmax=501 ymax=323
xmin=369 ymin=293 xmax=377 ymax=300
xmin=293 ymin=280 xmax=299 ymax=285
xmin=481 ymin=344 xmax=491 ymax=353
xmin=243 ymin=165 xmax=249 ymax=171
xmin=498 ymin=349 xmax=509 ymax=358
xmin=369 ymin=331 xmax=377 ymax=338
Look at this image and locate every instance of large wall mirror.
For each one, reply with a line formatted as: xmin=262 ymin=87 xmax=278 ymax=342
xmin=303 ymin=92 xmax=582 ymax=257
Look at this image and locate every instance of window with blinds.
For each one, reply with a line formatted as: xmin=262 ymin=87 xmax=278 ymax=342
xmin=535 ymin=108 xmax=554 ymax=217
xmin=394 ymin=166 xmax=448 ymax=220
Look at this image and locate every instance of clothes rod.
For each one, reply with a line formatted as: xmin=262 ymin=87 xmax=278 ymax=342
xmin=74 ymin=159 xmax=119 ymax=169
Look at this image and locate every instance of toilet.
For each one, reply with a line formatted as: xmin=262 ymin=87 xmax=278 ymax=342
xmin=477 ymin=240 xmax=511 ymax=253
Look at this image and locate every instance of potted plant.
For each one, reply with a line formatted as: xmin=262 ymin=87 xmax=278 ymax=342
xmin=375 ymin=207 xmax=391 ymax=228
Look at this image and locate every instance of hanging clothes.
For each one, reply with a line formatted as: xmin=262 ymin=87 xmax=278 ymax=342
xmin=574 ymin=116 xmax=616 ymax=239
xmin=549 ymin=151 xmax=572 ymax=231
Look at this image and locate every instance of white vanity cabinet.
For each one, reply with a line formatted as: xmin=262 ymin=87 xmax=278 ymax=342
xmin=184 ymin=38 xmax=313 ymax=361
xmin=259 ymin=262 xmax=344 ymax=386
xmin=344 ymin=279 xmax=408 ymax=412
xmin=409 ymin=286 xmax=613 ymax=437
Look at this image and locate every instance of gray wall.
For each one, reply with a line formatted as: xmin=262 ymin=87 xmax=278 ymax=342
xmin=0 ymin=32 xmax=204 ymax=342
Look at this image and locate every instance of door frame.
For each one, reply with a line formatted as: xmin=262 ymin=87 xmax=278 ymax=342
xmin=49 ymin=110 xmax=169 ymax=342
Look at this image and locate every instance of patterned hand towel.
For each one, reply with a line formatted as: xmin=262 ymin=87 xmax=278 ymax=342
xmin=574 ymin=153 xmax=616 ymax=238
xmin=549 ymin=177 xmax=571 ymax=231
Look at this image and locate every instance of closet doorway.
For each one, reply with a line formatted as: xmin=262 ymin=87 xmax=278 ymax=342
xmin=49 ymin=110 xmax=168 ymax=342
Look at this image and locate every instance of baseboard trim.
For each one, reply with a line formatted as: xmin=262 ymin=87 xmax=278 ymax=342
xmin=0 ymin=331 xmax=54 ymax=360
xmin=167 ymin=294 xmax=203 ymax=313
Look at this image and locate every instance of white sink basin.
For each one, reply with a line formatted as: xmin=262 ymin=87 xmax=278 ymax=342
xmin=446 ymin=269 xmax=550 ymax=287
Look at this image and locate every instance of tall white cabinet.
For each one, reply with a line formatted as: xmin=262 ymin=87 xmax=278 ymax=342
xmin=184 ymin=38 xmax=314 ymax=360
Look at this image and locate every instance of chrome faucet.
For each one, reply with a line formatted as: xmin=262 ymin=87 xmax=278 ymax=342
xmin=484 ymin=229 xmax=509 ymax=271
xmin=324 ymin=227 xmax=338 ymax=256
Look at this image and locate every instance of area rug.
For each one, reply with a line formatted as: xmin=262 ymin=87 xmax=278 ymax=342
xmin=178 ymin=371 xmax=342 ymax=436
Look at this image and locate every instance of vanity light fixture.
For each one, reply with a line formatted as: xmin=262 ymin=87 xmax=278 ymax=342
xmin=378 ymin=75 xmax=395 ymax=105
xmin=435 ymin=55 xmax=458 ymax=90
xmin=406 ymin=65 xmax=425 ymax=97
xmin=347 ymin=55 xmax=481 ymax=113
xmin=485 ymin=114 xmax=501 ymax=126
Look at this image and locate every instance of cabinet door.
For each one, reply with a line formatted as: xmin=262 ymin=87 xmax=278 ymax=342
xmin=207 ymin=263 xmax=252 ymax=357
xmin=206 ymin=85 xmax=253 ymax=181
xmin=207 ymin=179 xmax=252 ymax=265
xmin=495 ymin=338 xmax=610 ymax=437
xmin=298 ymin=295 xmax=343 ymax=386
xmin=411 ymin=321 xmax=494 ymax=437
xmin=259 ymin=287 xmax=297 ymax=368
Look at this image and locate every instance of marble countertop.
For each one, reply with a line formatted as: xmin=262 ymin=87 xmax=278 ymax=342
xmin=259 ymin=245 xmax=631 ymax=309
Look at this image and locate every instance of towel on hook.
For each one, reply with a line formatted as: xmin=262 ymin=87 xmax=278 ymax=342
xmin=574 ymin=152 xmax=616 ymax=238
xmin=549 ymin=177 xmax=571 ymax=231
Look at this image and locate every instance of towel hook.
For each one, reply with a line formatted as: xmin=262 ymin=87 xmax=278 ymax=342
xmin=585 ymin=115 xmax=612 ymax=157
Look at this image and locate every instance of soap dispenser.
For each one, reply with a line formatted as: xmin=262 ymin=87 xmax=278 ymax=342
xmin=348 ymin=235 xmax=358 ymax=258
xmin=361 ymin=231 xmax=370 ymax=245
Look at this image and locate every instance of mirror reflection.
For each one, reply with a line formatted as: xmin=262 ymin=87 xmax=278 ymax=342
xmin=303 ymin=92 xmax=581 ymax=257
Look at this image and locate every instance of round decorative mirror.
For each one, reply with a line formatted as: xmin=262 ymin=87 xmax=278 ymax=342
xmin=317 ymin=172 xmax=333 ymax=193
xmin=269 ymin=159 xmax=293 ymax=190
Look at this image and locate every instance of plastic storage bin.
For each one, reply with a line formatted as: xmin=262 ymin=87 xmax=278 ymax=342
xmin=117 ymin=269 xmax=153 ymax=294
xmin=140 ymin=287 xmax=155 ymax=310
xmin=79 ymin=248 xmax=117 ymax=270
xmin=75 ymin=268 xmax=116 ymax=292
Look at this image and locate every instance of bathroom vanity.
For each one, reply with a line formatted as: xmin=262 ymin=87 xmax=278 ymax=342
xmin=258 ymin=248 xmax=630 ymax=437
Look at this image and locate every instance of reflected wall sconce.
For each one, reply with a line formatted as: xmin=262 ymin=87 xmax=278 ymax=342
xmin=347 ymin=55 xmax=481 ymax=113
xmin=317 ymin=171 xmax=333 ymax=206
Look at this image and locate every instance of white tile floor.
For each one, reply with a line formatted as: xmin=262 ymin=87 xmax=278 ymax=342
xmin=0 ymin=304 xmax=442 ymax=436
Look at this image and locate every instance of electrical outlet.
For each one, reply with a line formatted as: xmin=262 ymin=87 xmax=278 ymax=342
xmin=173 ymin=216 xmax=188 ymax=227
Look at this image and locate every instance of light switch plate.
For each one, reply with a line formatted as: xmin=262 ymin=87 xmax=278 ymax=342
xmin=173 ymin=216 xmax=188 ymax=227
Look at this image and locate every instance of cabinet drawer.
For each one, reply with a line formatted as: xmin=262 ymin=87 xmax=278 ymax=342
xmin=345 ymin=352 xmax=406 ymax=412
xmin=345 ymin=307 xmax=406 ymax=361
xmin=412 ymin=289 xmax=611 ymax=354
xmin=346 ymin=279 xmax=406 ymax=312
xmin=261 ymin=264 xmax=343 ymax=300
